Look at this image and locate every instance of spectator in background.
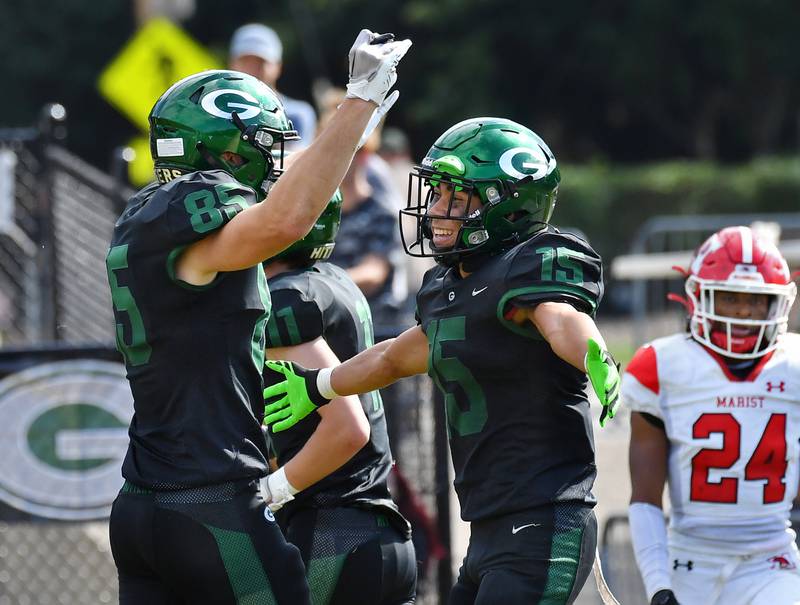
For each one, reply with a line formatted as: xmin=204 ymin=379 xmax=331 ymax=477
xmin=378 ymin=126 xmax=435 ymax=294
xmin=318 ymin=91 xmax=409 ymax=334
xmin=331 ymin=144 xmax=409 ymax=333
xmin=229 ymin=23 xmax=317 ymax=148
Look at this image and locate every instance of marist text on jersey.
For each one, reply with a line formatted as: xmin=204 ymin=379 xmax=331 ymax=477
xmin=716 ymin=395 xmax=766 ymax=409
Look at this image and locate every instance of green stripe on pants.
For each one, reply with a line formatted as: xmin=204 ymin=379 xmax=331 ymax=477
xmin=306 ymin=554 xmax=348 ymax=605
xmin=540 ymin=526 xmax=583 ymax=604
xmin=205 ymin=524 xmax=277 ymax=605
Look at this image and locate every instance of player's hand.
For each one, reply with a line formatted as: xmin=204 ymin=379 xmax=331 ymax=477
xmin=650 ymin=589 xmax=680 ymax=605
xmin=263 ymin=360 xmax=332 ymax=432
xmin=346 ymin=29 xmax=412 ymax=106
xmin=585 ymin=338 xmax=621 ymax=428
xmin=259 ymin=467 xmax=297 ymax=512
xmin=358 ymin=90 xmax=399 ymax=149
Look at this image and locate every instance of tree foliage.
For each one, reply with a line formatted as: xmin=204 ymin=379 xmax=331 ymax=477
xmin=2 ymin=0 xmax=800 ymax=187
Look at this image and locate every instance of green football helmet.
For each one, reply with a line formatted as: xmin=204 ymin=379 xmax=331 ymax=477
xmin=272 ymin=188 xmax=343 ymax=264
xmin=400 ymin=117 xmax=560 ymax=265
xmin=149 ymin=70 xmax=299 ymax=192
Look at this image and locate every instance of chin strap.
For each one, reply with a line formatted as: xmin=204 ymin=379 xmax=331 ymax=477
xmin=667 ymin=266 xmax=693 ymax=314
xmin=666 ymin=292 xmax=692 ymax=314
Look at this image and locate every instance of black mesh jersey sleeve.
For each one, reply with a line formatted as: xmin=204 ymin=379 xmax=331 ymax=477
xmin=264 ymin=283 xmax=326 ymax=348
xmin=502 ymin=227 xmax=604 ymax=316
xmin=153 ymin=170 xmax=258 ymax=246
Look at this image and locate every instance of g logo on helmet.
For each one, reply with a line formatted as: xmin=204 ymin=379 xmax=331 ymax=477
xmin=499 ymin=146 xmax=555 ymax=180
xmin=0 ymin=360 xmax=133 ymax=520
xmin=201 ymin=89 xmax=261 ymax=120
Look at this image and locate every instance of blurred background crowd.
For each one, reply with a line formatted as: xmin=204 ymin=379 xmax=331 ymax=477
xmin=5 ymin=0 xmax=800 ymax=288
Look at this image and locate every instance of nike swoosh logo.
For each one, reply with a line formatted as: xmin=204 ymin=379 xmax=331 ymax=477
xmin=511 ymin=522 xmax=541 ymax=534
xmin=472 ymin=286 xmax=488 ymax=296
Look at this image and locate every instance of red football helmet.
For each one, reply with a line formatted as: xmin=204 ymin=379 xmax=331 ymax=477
xmin=685 ymin=226 xmax=796 ymax=359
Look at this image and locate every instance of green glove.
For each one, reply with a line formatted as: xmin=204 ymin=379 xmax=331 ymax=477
xmin=263 ymin=360 xmax=331 ymax=432
xmin=585 ymin=338 xmax=621 ymax=428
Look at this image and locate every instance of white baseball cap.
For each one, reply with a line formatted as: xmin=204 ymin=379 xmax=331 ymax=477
xmin=230 ymin=24 xmax=283 ymax=63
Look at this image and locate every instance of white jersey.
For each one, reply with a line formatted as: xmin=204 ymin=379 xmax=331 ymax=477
xmin=623 ymin=332 xmax=800 ymax=555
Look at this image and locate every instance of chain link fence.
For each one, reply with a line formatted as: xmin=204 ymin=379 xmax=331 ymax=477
xmin=0 ymin=123 xmax=128 ymax=347
xmin=49 ymin=146 xmax=125 ymax=343
xmin=0 ymin=135 xmax=46 ymax=345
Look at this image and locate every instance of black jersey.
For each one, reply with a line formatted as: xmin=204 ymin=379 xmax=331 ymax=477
xmin=107 ymin=170 xmax=271 ymax=489
xmin=264 ymin=263 xmax=400 ymax=514
xmin=416 ymin=227 xmax=603 ymax=521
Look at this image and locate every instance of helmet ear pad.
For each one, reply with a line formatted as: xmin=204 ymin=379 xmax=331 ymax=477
xmin=480 ymin=180 xmax=558 ymax=247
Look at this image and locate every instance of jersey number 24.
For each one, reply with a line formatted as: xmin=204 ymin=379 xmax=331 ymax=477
xmin=691 ymin=412 xmax=787 ymax=504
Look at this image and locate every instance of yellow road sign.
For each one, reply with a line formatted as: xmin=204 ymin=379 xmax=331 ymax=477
xmin=98 ymin=18 xmax=221 ymax=131
xmin=125 ymin=135 xmax=154 ymax=187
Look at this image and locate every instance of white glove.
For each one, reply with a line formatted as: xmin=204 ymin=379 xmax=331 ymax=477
xmin=346 ymin=29 xmax=412 ymax=106
xmin=259 ymin=467 xmax=299 ymax=512
xmin=358 ymin=90 xmax=400 ymax=149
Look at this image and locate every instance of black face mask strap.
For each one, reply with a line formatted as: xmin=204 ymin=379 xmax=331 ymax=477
xmin=231 ymin=111 xmax=276 ymax=186
xmin=506 ymin=175 xmax=533 ymax=198
xmin=231 ymin=111 xmax=261 ymax=145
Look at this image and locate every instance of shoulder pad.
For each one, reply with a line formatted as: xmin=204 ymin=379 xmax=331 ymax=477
xmin=266 ymin=278 xmax=324 ymax=347
xmin=153 ymin=170 xmax=258 ymax=245
xmin=503 ymin=230 xmax=604 ymax=314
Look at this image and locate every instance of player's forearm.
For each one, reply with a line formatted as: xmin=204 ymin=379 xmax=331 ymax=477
xmin=282 ymin=395 xmax=370 ymax=490
xmin=331 ymin=340 xmax=401 ymax=394
xmin=629 ymin=502 xmax=672 ymax=601
xmin=536 ymin=305 xmax=605 ymax=371
xmin=330 ymin=326 xmax=428 ymax=395
xmin=266 ymin=99 xmax=374 ymax=235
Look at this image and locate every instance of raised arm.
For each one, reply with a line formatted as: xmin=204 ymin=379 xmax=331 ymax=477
xmin=177 ymin=31 xmax=412 ymax=284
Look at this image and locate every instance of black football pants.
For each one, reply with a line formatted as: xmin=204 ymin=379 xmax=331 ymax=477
xmin=282 ymin=506 xmax=417 ymax=605
xmin=110 ymin=479 xmax=310 ymax=604
xmin=449 ymin=502 xmax=597 ymax=605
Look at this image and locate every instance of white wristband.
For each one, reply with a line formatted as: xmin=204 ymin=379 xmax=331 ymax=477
xmin=316 ymin=367 xmax=340 ymax=400
xmin=265 ymin=466 xmax=299 ymax=512
xmin=629 ymin=502 xmax=672 ymax=601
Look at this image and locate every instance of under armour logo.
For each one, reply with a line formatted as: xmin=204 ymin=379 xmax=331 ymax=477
xmin=769 ymin=555 xmax=796 ymax=570
xmin=766 ymin=381 xmax=786 ymax=393
xmin=673 ymin=559 xmax=693 ymax=571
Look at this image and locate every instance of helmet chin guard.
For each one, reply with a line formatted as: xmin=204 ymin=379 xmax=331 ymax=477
xmin=685 ymin=226 xmax=796 ymax=359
